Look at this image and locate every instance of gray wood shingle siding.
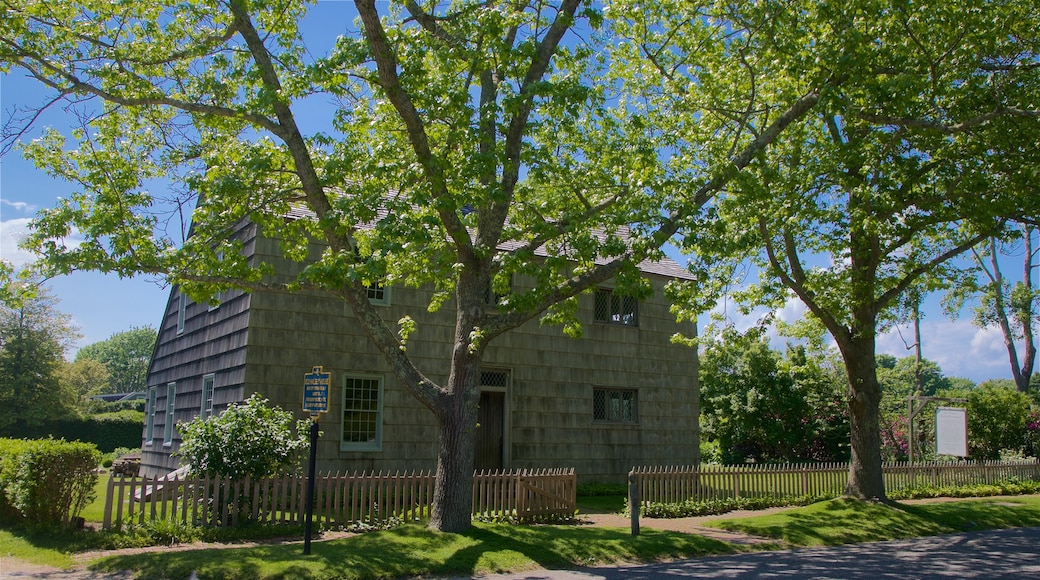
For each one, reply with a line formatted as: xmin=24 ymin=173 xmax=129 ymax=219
xmin=140 ymin=224 xmax=255 ymax=476
xmin=141 ymin=225 xmax=699 ymax=483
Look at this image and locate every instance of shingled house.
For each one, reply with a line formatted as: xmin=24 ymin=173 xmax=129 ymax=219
xmin=139 ymin=221 xmax=700 ymax=483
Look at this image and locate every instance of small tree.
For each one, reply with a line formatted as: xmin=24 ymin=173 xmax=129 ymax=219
xmin=0 ymin=286 xmax=81 ymax=432
xmin=176 ymin=394 xmax=308 ymax=481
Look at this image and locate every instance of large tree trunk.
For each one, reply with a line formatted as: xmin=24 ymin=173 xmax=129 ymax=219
xmin=428 ymin=273 xmax=485 ymax=532
xmin=429 ymin=389 xmax=478 ymax=532
xmin=840 ymin=335 xmax=887 ymax=501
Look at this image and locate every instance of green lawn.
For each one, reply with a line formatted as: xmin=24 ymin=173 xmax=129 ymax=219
xmin=576 ymin=494 xmax=626 ymax=514
xmin=710 ymin=495 xmax=1040 ymax=546
xmin=80 ymin=472 xmax=110 ymax=523
xmin=89 ymin=523 xmax=736 ymax=580
xmin=8 ymin=493 xmax=1040 ymax=579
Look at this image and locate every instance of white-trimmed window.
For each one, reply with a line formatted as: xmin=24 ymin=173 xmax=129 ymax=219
xmin=200 ymin=374 xmax=215 ymax=420
xmin=145 ymin=387 xmax=157 ymax=445
xmin=341 ymin=375 xmax=383 ymax=451
xmin=164 ymin=382 xmax=177 ymax=446
xmin=594 ymin=288 xmax=638 ymax=326
xmin=593 ymin=388 xmax=637 ymax=423
xmin=177 ymin=293 xmax=187 ymax=334
xmin=366 ymin=282 xmax=390 ymax=306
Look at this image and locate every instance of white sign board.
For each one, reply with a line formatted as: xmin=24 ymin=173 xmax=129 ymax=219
xmin=935 ymin=406 xmax=968 ymax=457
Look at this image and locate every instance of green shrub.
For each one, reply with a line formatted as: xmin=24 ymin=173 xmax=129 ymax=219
xmin=0 ymin=438 xmax=32 ymax=520
xmin=632 ymin=493 xmax=834 ymax=518
xmin=0 ymin=437 xmax=101 ymax=528
xmin=968 ymin=383 xmax=1031 ymax=459
xmin=888 ymin=479 xmax=1040 ymax=500
xmin=177 ymin=394 xmax=308 ymax=480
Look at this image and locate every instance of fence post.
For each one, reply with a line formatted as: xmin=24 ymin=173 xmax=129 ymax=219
xmin=628 ymin=469 xmax=640 ymax=536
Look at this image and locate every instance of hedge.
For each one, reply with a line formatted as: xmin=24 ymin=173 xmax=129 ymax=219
xmin=0 ymin=438 xmax=101 ymax=527
xmin=0 ymin=411 xmax=143 ymax=453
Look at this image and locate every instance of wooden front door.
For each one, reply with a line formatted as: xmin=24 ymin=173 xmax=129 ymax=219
xmin=475 ymin=391 xmax=505 ymax=471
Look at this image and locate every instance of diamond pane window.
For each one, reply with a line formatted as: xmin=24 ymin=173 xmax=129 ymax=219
xmin=594 ymin=289 xmax=638 ymax=326
xmin=480 ymin=370 xmax=510 ymax=389
xmin=593 ymin=388 xmax=637 ymax=423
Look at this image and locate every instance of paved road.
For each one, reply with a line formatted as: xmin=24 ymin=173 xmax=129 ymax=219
xmin=472 ymin=526 xmax=1040 ymax=580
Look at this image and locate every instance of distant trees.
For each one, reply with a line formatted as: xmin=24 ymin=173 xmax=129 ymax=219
xmin=875 ymin=354 xmax=953 ymax=461
xmin=0 ymin=288 xmax=81 ymax=431
xmin=75 ymin=326 xmax=156 ymax=394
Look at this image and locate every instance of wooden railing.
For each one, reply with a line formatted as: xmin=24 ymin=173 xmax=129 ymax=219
xmin=102 ymin=467 xmax=576 ymax=529
xmin=629 ymin=460 xmax=1040 ymax=508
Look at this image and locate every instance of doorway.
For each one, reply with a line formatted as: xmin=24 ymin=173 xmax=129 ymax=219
xmin=475 ymin=390 xmax=505 ymax=471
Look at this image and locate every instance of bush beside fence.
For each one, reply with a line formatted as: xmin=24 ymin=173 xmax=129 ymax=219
xmin=629 ymin=460 xmax=1040 ymax=509
xmin=103 ymin=467 xmax=576 ymax=529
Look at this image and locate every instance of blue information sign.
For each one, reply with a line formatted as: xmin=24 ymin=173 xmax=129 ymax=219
xmin=303 ymin=366 xmax=330 ymax=418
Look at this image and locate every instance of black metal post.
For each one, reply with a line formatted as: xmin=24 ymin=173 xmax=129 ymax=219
xmin=304 ymin=418 xmax=319 ymax=555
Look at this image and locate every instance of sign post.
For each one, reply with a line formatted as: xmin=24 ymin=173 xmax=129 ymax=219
xmin=302 ymin=366 xmax=330 ymax=555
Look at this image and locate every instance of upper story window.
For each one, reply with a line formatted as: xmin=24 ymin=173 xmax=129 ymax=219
xmin=594 ymin=288 xmax=638 ymax=326
xmin=484 ymin=276 xmax=512 ymax=308
xmin=366 ymin=282 xmax=390 ymax=306
xmin=177 ymin=293 xmax=187 ymax=334
xmin=145 ymin=387 xmax=157 ymax=445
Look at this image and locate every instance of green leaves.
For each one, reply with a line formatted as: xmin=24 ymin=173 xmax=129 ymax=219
xmin=176 ymin=393 xmax=308 ymax=481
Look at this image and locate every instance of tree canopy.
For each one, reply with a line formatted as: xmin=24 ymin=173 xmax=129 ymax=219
xmin=676 ymin=0 xmax=1040 ymax=499
xmin=4 ymin=0 xmax=1038 ymax=524
xmin=75 ymin=326 xmax=157 ymax=394
xmin=1 ymin=0 xmax=827 ymax=531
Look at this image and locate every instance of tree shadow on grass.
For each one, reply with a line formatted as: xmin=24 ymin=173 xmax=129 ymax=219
xmin=714 ymin=498 xmax=949 ymax=546
xmin=890 ymin=497 xmax=1040 ymax=532
xmin=440 ymin=524 xmax=737 ymax=576
xmin=90 ymin=522 xmax=738 ymax=580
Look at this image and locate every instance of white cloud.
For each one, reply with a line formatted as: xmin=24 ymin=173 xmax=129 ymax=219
xmin=0 ymin=217 xmax=38 ymax=268
xmin=0 ymin=216 xmax=84 ymax=270
xmin=1 ymin=199 xmax=37 ymax=214
xmin=877 ymin=319 xmax=1013 ymax=383
xmin=776 ymin=294 xmax=808 ymax=325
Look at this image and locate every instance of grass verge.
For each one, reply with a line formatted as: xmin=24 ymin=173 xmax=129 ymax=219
xmin=709 ymin=495 xmax=1040 ymax=546
xmin=0 ymin=528 xmax=77 ymax=569
xmin=89 ymin=523 xmax=736 ymax=580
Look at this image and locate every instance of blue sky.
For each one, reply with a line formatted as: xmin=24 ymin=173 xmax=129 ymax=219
xmin=0 ymin=1 xmax=1024 ymax=384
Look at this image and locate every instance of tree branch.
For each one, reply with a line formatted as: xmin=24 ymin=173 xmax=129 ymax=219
xmin=858 ymin=106 xmax=1040 ymax=134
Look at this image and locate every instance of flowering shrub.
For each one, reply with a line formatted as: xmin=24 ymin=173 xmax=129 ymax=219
xmin=176 ymin=394 xmax=309 ymax=480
